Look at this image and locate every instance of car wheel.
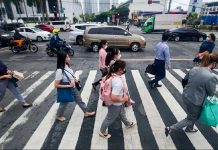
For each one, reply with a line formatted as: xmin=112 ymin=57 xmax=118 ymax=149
xmin=30 ymin=44 xmax=38 ymax=53
xmin=174 ymin=36 xmax=180 ymax=42
xmin=91 ymin=43 xmax=99 ymax=52
xmin=77 ymin=36 xmax=83 ymax=45
xmin=198 ymin=37 xmax=204 ymax=42
xmin=130 ymin=43 xmax=140 ymax=52
xmin=37 ymin=36 xmax=43 ymax=42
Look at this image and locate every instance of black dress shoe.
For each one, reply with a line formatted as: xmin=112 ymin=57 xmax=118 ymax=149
xmin=154 ymin=83 xmax=162 ymax=87
xmin=185 ymin=128 xmax=198 ymax=133
xmin=22 ymin=104 xmax=32 ymax=108
xmin=148 ymin=82 xmax=155 ymax=89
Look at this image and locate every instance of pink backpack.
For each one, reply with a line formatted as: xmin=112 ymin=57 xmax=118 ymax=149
xmin=100 ymin=75 xmax=127 ymax=106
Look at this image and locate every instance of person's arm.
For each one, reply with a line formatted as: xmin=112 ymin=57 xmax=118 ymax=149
xmin=0 ymin=74 xmax=12 ymax=80
xmin=18 ymin=33 xmax=26 ymax=39
xmin=205 ymin=76 xmax=217 ymax=97
xmin=164 ymin=46 xmax=171 ymax=67
xmin=54 ymin=80 xmax=75 ymax=88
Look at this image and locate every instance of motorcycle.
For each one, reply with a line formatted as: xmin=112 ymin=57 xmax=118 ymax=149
xmin=10 ymin=39 xmax=38 ymax=54
xmin=46 ymin=41 xmax=74 ymax=57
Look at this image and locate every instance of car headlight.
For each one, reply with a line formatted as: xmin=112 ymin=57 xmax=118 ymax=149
xmin=141 ymin=37 xmax=145 ymax=41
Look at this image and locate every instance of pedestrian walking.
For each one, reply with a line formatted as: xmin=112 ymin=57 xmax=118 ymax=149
xmin=0 ymin=60 xmax=32 ymax=112
xmin=99 ymin=60 xmax=136 ymax=138
xmin=165 ymin=53 xmax=218 ymax=136
xmin=105 ymin=48 xmax=121 ymax=68
xmin=193 ymin=33 xmax=216 ymax=64
xmin=148 ymin=33 xmax=171 ymax=88
xmin=92 ymin=40 xmax=108 ymax=90
xmin=55 ymin=50 xmax=95 ymax=121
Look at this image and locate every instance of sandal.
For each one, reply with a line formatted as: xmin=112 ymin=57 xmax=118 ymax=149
xmin=126 ymin=122 xmax=136 ymax=129
xmin=22 ymin=104 xmax=32 ymax=108
xmin=99 ymin=132 xmax=111 ymax=139
xmin=84 ymin=112 xmax=95 ymax=117
xmin=185 ymin=128 xmax=198 ymax=133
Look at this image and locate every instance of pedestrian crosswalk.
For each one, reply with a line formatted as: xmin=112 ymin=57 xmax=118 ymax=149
xmin=0 ymin=69 xmax=218 ymax=149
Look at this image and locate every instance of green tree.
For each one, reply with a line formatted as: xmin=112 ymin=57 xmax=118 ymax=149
xmin=187 ymin=12 xmax=200 ymax=28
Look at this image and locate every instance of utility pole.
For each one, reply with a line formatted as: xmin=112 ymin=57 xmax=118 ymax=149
xmin=168 ymin=0 xmax=172 ymax=13
xmin=40 ymin=0 xmax=45 ymax=23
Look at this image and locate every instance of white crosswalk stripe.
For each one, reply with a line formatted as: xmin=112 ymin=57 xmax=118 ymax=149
xmin=0 ymin=69 xmax=217 ymax=149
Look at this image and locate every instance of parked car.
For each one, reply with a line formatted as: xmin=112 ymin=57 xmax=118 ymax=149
xmin=0 ymin=29 xmax=13 ymax=47
xmin=47 ymin=21 xmax=70 ymax=31
xmin=0 ymin=23 xmax=25 ymax=31
xmin=13 ymin=27 xmax=51 ymax=42
xmin=35 ymin=24 xmax=54 ymax=33
xmin=69 ymin=23 xmax=101 ymax=45
xmin=165 ymin=27 xmax=207 ymax=42
xmin=83 ymin=26 xmax=146 ymax=52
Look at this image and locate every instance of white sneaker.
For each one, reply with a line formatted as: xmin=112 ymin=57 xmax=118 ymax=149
xmin=126 ymin=122 xmax=136 ymax=129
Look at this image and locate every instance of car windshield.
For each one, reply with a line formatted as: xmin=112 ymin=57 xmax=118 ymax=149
xmin=32 ymin=28 xmax=43 ymax=32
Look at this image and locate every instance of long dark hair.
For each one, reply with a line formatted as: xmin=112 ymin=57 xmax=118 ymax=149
xmin=57 ymin=50 xmax=69 ymax=70
xmin=98 ymin=40 xmax=107 ymax=50
xmin=105 ymin=48 xmax=120 ymax=66
xmin=106 ymin=60 xmax=126 ymax=79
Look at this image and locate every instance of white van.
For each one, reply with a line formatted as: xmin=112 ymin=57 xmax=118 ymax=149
xmin=47 ymin=21 xmax=70 ymax=31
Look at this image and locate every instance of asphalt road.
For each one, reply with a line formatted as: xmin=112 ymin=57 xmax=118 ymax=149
xmin=0 ymin=27 xmax=218 ymax=149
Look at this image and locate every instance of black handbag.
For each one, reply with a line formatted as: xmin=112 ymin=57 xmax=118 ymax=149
xmin=145 ymin=63 xmax=156 ymax=75
xmin=64 ymin=69 xmax=82 ymax=91
xmin=182 ymin=78 xmax=188 ymax=88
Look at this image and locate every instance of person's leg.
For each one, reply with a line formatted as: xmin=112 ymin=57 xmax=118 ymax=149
xmin=0 ymin=80 xmax=9 ymax=112
xmin=73 ymin=88 xmax=95 ymax=117
xmin=56 ymin=103 xmax=68 ymax=121
xmin=100 ymin=105 xmax=121 ymax=133
xmin=120 ymin=105 xmax=131 ymax=126
xmin=149 ymin=60 xmax=165 ymax=87
xmin=92 ymin=69 xmax=104 ymax=89
xmin=7 ymin=81 xmax=25 ymax=103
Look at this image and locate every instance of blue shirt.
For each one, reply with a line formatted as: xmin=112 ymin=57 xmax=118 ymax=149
xmin=199 ymin=40 xmax=215 ymax=53
xmin=154 ymin=42 xmax=171 ymax=65
xmin=50 ymin=35 xmax=61 ymax=48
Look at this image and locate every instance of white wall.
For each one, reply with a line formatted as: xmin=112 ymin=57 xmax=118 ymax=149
xmin=188 ymin=0 xmax=203 ymax=15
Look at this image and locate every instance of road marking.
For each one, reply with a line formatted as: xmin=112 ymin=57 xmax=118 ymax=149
xmin=132 ymin=70 xmax=176 ymax=149
xmin=0 ymin=81 xmax=55 ymax=149
xmin=173 ymin=69 xmax=218 ymax=134
xmin=91 ymin=83 xmax=108 ymax=148
xmin=23 ymin=71 xmax=82 ymax=149
xmin=147 ymin=72 xmax=213 ymax=149
xmin=58 ymin=70 xmax=97 ymax=149
xmin=123 ymin=58 xmax=193 ymax=62
xmin=122 ymin=76 xmax=142 ymax=149
xmin=24 ymin=71 xmax=40 ymax=80
xmin=0 ymin=71 xmax=54 ymax=119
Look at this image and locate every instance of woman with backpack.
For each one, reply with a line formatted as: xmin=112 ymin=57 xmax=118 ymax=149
xmin=99 ymin=60 xmax=136 ymax=138
xmin=55 ymin=50 xmax=95 ymax=121
xmin=92 ymin=40 xmax=108 ymax=90
xmin=0 ymin=60 xmax=32 ymax=112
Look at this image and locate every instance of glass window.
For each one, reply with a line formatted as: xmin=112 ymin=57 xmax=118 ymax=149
xmin=114 ymin=28 xmax=125 ymax=35
xmin=88 ymin=28 xmax=99 ymax=34
xmin=25 ymin=28 xmax=34 ymax=33
xmin=98 ymin=28 xmax=114 ymax=35
xmin=20 ymin=28 xmax=25 ymax=32
xmin=51 ymin=22 xmax=65 ymax=25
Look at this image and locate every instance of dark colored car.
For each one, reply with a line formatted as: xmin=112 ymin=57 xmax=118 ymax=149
xmin=166 ymin=27 xmax=207 ymax=42
xmin=0 ymin=29 xmax=13 ymax=47
xmin=0 ymin=23 xmax=25 ymax=31
xmin=35 ymin=24 xmax=54 ymax=33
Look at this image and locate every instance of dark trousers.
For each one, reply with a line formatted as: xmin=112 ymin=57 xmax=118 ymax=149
xmin=149 ymin=59 xmax=165 ymax=85
xmin=92 ymin=68 xmax=108 ymax=86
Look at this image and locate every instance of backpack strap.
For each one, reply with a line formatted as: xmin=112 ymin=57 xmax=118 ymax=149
xmin=64 ymin=69 xmax=77 ymax=80
xmin=61 ymin=69 xmax=71 ymax=83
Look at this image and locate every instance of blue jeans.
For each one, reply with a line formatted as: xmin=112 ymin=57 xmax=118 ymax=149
xmin=0 ymin=79 xmax=25 ymax=104
xmin=149 ymin=59 xmax=166 ymax=85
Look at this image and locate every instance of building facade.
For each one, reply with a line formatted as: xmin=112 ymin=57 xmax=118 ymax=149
xmin=200 ymin=2 xmax=218 ymax=25
xmin=188 ymin=0 xmax=203 ymax=15
xmin=0 ymin=0 xmax=83 ymax=23
xmin=128 ymin=0 xmax=167 ymax=20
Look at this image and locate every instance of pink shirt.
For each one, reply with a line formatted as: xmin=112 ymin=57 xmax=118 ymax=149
xmin=99 ymin=48 xmax=107 ymax=69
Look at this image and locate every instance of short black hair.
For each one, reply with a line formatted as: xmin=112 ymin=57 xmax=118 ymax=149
xmin=162 ymin=33 xmax=170 ymax=41
xmin=210 ymin=33 xmax=216 ymax=42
